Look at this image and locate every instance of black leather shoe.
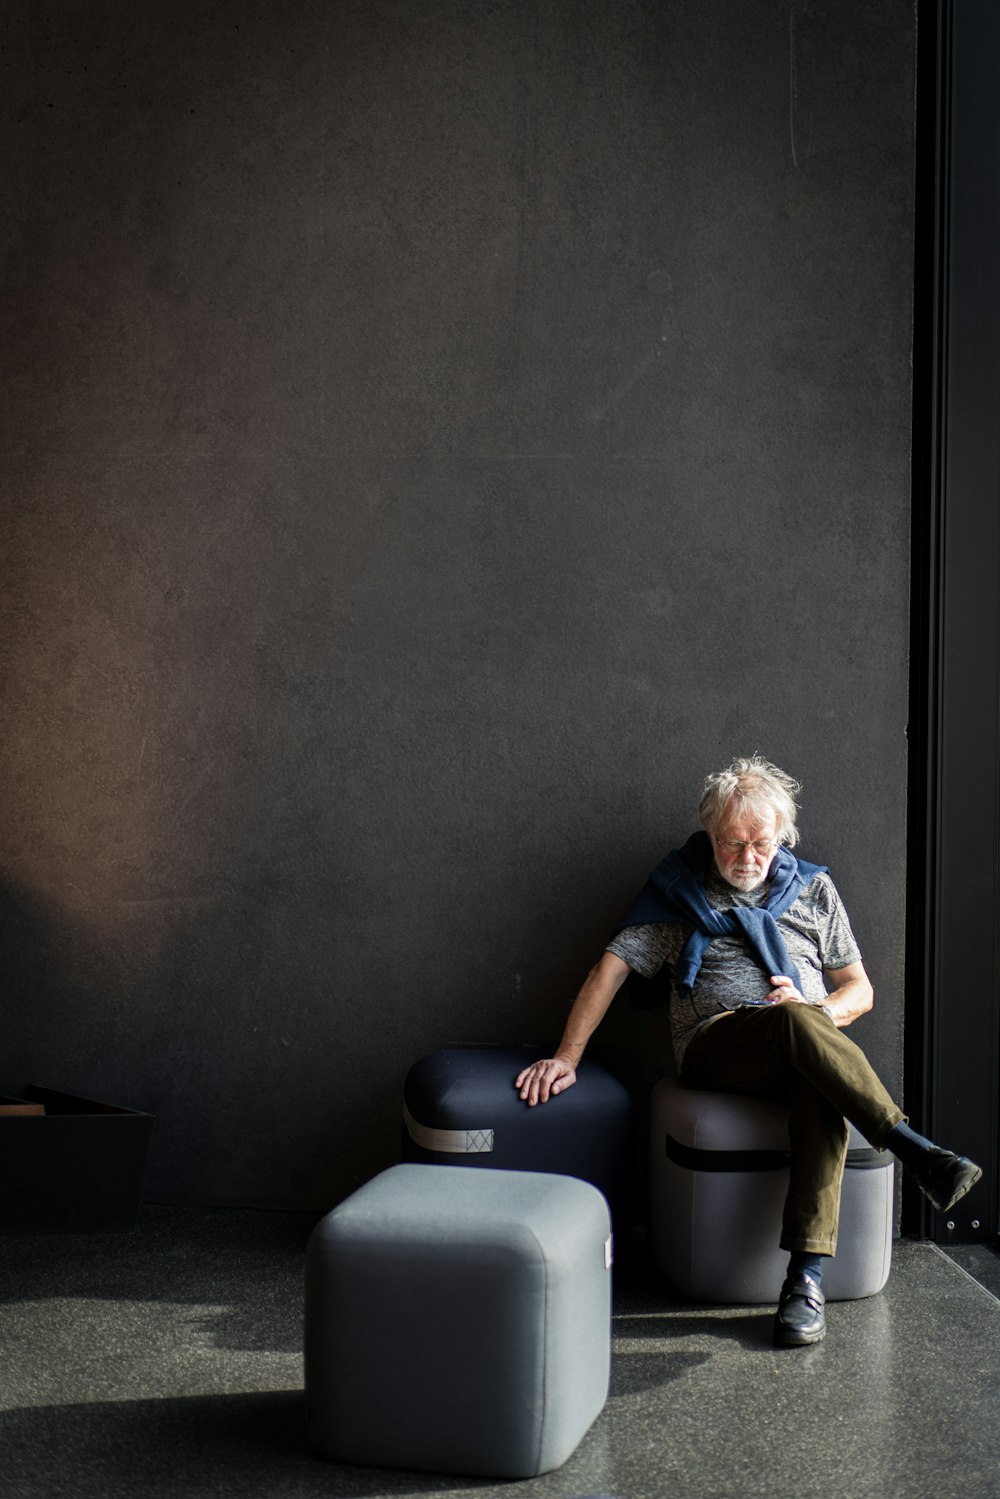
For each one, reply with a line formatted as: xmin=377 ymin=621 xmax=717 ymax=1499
xmin=914 ymin=1148 xmax=982 ymax=1213
xmin=773 ymin=1272 xmax=826 ymax=1347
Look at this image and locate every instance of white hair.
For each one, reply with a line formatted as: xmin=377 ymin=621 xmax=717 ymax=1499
xmin=698 ymin=756 xmax=802 ymax=848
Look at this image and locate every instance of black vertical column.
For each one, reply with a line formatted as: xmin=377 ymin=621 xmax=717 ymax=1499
xmin=909 ymin=0 xmax=1000 ymax=1243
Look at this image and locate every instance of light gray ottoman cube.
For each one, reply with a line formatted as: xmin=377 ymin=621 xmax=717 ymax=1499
xmin=305 ymin=1163 xmax=612 ymax=1479
xmin=649 ymin=1076 xmax=894 ymax=1303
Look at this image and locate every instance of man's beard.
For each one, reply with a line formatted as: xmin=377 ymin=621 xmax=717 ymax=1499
xmin=721 ymin=865 xmax=767 ymax=890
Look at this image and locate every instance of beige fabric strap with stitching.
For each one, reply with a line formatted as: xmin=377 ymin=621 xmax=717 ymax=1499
xmin=402 ymin=1102 xmax=494 ymax=1154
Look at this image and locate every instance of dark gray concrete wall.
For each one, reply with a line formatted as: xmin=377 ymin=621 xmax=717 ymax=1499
xmin=0 ymin=1 xmax=914 ymax=1207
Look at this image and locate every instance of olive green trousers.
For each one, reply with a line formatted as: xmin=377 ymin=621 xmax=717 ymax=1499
xmin=679 ymin=1003 xmax=904 ymax=1256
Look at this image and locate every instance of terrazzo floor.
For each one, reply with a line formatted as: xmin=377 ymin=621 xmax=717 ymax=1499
xmin=1 ymin=1206 xmax=997 ymax=1499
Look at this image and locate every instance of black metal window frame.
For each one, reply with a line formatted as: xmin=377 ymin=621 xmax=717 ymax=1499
xmin=907 ymin=0 xmax=1000 ymax=1244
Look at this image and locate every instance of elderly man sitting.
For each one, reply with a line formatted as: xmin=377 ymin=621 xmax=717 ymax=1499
xmin=516 ymin=756 xmax=981 ymax=1347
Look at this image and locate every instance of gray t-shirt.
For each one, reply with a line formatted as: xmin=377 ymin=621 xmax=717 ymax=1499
xmin=606 ymin=867 xmax=862 ymax=1068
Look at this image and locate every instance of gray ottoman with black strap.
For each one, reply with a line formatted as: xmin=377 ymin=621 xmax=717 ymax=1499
xmin=305 ymin=1164 xmax=612 ymax=1479
xmin=402 ymin=1045 xmax=632 ymax=1220
xmin=649 ymin=1076 xmax=893 ymax=1303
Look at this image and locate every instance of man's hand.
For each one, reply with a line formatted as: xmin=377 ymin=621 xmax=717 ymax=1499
xmin=767 ymin=974 xmax=807 ymax=1004
xmin=514 ymin=953 xmax=631 ymax=1106
xmin=515 ymin=1057 xmax=577 ymax=1106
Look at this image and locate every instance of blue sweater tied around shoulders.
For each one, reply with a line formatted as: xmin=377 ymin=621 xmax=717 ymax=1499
xmin=615 ymin=831 xmax=827 ymax=994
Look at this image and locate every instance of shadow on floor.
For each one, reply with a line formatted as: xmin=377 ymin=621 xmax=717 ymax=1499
xmin=3 ymin=1210 xmax=999 ymax=1499
xmin=941 ymin=1241 xmax=1000 ymax=1301
xmin=0 ymin=1205 xmax=322 ymax=1354
xmin=0 ymin=1391 xmax=491 ymax=1499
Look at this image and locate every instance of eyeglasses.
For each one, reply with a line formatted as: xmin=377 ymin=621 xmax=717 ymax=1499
xmin=716 ymin=838 xmax=778 ymax=856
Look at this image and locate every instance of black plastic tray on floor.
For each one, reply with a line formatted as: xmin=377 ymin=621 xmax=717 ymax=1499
xmin=0 ymin=1085 xmax=153 ymax=1233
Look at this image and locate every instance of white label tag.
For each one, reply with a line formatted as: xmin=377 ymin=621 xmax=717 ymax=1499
xmin=604 ymin=1234 xmax=613 ymax=1270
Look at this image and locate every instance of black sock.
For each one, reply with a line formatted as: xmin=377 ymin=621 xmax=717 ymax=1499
xmin=884 ymin=1120 xmax=936 ymax=1173
xmin=787 ymin=1250 xmax=824 ymax=1285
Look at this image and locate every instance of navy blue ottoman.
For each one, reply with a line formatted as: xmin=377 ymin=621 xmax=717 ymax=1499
xmin=402 ymin=1045 xmax=632 ymax=1218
